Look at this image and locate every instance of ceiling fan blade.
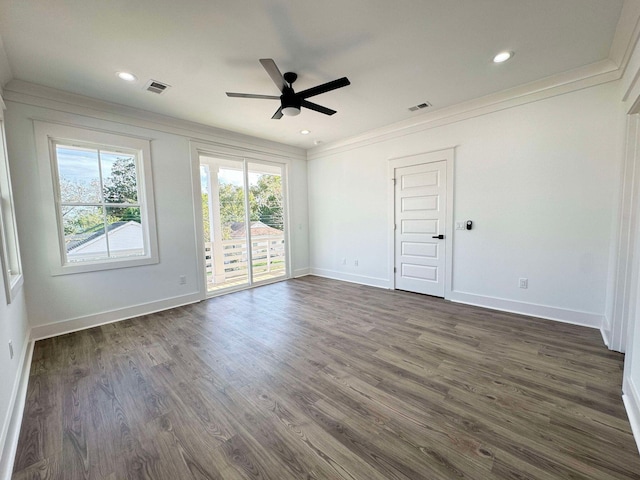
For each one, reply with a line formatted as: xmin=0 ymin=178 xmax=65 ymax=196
xmin=226 ymin=92 xmax=280 ymax=99
xmin=260 ymin=58 xmax=285 ymax=93
xmin=301 ymin=100 xmax=336 ymax=116
xmin=297 ymin=77 xmax=350 ymax=99
xmin=271 ymin=106 xmax=284 ymax=119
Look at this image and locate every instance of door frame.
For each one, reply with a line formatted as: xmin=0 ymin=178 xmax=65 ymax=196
xmin=190 ymin=141 xmax=292 ymax=299
xmin=387 ymin=148 xmax=455 ymax=298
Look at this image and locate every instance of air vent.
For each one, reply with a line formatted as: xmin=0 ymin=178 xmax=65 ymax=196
xmin=145 ymin=80 xmax=171 ymax=94
xmin=408 ymin=101 xmax=432 ymax=112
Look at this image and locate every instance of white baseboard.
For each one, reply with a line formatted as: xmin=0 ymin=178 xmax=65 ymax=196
xmin=30 ymin=292 xmax=202 ymax=341
xmin=310 ymin=268 xmax=390 ymax=289
xmin=293 ymin=268 xmax=310 ymax=278
xmin=448 ymin=291 xmax=603 ymax=329
xmin=0 ymin=336 xmax=34 ymax=480
xmin=623 ymin=375 xmax=640 ymax=455
xmin=600 ymin=315 xmax=612 ymax=349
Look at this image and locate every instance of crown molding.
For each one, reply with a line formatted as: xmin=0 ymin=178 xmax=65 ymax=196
xmin=2 ymin=80 xmax=306 ymax=161
xmin=308 ymin=59 xmax=621 ymax=160
xmin=610 ymin=0 xmax=640 ymax=72
xmin=308 ymin=0 xmax=640 ymax=160
xmin=0 ymin=34 xmax=12 ymax=90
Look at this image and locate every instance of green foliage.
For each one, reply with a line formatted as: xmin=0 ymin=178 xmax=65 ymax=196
xmin=251 ymin=175 xmax=283 ymax=230
xmin=103 ymin=157 xmax=140 ymax=221
xmin=202 ymin=193 xmax=211 ymax=242
xmin=205 ymin=174 xmax=283 ymax=241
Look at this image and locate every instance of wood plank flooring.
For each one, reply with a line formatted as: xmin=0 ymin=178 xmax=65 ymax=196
xmin=12 ymin=276 xmax=640 ymax=479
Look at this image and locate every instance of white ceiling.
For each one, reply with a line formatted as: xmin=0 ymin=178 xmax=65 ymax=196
xmin=0 ymin=0 xmax=625 ymax=148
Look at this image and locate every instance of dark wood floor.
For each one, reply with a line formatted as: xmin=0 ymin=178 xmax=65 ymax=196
xmin=12 ymin=276 xmax=640 ymax=479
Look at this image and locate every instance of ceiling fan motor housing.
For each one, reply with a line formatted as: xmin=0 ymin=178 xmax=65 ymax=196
xmin=281 ymin=86 xmax=301 ymax=110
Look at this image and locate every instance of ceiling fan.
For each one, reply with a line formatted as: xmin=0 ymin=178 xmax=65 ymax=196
xmin=226 ymin=59 xmax=350 ymax=119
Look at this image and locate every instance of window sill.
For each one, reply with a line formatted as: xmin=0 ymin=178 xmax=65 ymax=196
xmin=50 ymin=255 xmax=159 ymax=276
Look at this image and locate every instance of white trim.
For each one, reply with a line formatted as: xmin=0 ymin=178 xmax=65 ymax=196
xmin=623 ymin=375 xmax=640 ymax=454
xmin=294 ymin=268 xmax=310 ymax=277
xmin=610 ymin=0 xmax=640 ymax=77
xmin=3 ymin=80 xmax=305 ymax=162
xmin=449 ymin=290 xmax=604 ymax=329
xmin=29 ymin=292 xmax=201 ymax=341
xmin=310 ymin=268 xmax=389 ymax=289
xmin=611 ymin=114 xmax=640 ymax=352
xmin=308 ymin=61 xmax=621 ymax=161
xmin=0 ymin=119 xmax=23 ymax=303
xmin=32 ymin=121 xmax=160 ymax=276
xmin=0 ymin=335 xmax=33 ymax=480
xmin=601 ymin=316 xmax=612 ymax=348
xmin=387 ymin=148 xmax=455 ymax=299
xmin=191 ymin=142 xmax=294 ymax=299
xmin=189 ymin=143 xmax=208 ymax=301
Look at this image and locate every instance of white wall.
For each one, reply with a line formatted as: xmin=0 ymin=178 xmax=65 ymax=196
xmin=2 ymin=83 xmax=309 ymax=337
xmin=0 ymin=96 xmax=30 ymax=479
xmin=0 ymin=283 xmax=28 ymax=478
xmin=308 ymin=81 xmax=624 ymax=326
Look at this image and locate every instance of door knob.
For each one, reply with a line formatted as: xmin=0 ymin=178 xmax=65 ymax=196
xmin=432 ymin=234 xmax=445 ymax=239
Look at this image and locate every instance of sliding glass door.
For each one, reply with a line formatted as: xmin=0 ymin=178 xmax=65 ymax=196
xmin=200 ymin=155 xmax=288 ymax=294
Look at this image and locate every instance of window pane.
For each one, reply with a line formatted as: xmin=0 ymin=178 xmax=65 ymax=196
xmin=63 ymin=206 xmax=107 ymax=263
xmin=208 ymin=162 xmax=249 ymax=292
xmin=106 ymin=207 xmax=144 ymax=258
xmin=56 ymin=145 xmax=101 ymax=203
xmin=101 ymin=151 xmax=139 ymax=204
xmin=200 ymin=165 xmax=211 ymax=244
xmin=248 ymin=163 xmax=286 ymax=282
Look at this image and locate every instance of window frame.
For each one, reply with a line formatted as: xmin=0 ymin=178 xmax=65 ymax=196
xmin=0 ymin=113 xmax=24 ymax=303
xmin=34 ymin=122 xmax=159 ymax=275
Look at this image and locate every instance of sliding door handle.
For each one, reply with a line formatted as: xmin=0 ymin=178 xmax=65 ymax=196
xmin=432 ymin=234 xmax=445 ymax=239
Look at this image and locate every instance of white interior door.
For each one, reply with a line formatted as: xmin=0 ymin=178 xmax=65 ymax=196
xmin=394 ymin=160 xmax=447 ymax=297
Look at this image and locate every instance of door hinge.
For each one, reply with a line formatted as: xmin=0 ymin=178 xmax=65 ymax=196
xmin=394 ymin=224 xmax=397 ymax=230
xmin=394 ymin=267 xmax=396 ymax=273
xmin=392 ymin=178 xmax=396 ymax=185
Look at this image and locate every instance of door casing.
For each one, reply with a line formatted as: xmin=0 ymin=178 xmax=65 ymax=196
xmin=388 ymin=148 xmax=455 ymax=298
xmin=190 ymin=141 xmax=292 ymax=300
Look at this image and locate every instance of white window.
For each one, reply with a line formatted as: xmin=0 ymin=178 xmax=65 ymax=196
xmin=34 ymin=122 xmax=158 ymax=275
xmin=0 ymin=117 xmax=23 ymax=303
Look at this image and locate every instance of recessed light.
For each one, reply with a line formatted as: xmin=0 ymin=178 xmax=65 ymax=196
xmin=117 ymin=71 xmax=137 ymax=82
xmin=300 ymin=129 xmax=311 ymax=135
xmin=493 ymin=51 xmax=513 ymax=63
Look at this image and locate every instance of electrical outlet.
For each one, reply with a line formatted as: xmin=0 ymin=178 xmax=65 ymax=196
xmin=354 ymin=259 xmax=359 ymax=266
xmin=455 ymin=222 xmax=465 ymax=230
xmin=8 ymin=340 xmax=13 ymax=360
xmin=519 ymin=278 xmax=528 ymax=289
xmin=179 ymin=275 xmax=187 ymax=285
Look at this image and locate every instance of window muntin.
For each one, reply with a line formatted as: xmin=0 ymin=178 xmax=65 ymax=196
xmin=53 ymin=142 xmax=145 ymax=264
